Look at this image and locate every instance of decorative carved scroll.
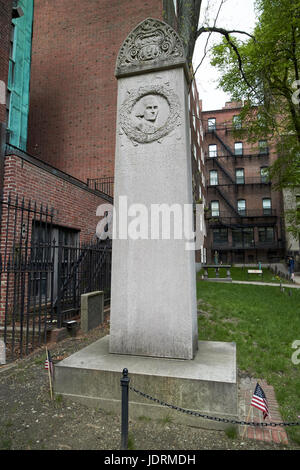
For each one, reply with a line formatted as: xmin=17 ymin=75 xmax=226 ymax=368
xmin=116 ymin=18 xmax=186 ymax=76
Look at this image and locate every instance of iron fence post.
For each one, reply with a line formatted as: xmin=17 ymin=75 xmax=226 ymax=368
xmin=120 ymin=368 xmax=130 ymax=450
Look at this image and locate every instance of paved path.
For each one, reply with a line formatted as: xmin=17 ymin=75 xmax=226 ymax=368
xmin=203 ymin=279 xmax=300 ymax=288
xmin=231 ymin=280 xmax=300 ymax=289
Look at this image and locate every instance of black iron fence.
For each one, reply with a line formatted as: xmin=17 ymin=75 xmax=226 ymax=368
xmin=0 ymin=194 xmax=111 ymax=361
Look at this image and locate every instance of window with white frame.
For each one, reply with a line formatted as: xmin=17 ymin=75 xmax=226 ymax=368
xmin=207 ymin=118 xmax=216 ymax=131
xmin=234 ymin=142 xmax=243 ymax=155
xmin=262 ymin=198 xmax=272 ymax=215
xmin=235 ymin=168 xmax=245 ymax=184
xmin=209 ymin=170 xmax=218 ymax=186
xmin=237 ymin=199 xmax=246 ymax=215
xmin=211 ymin=200 xmax=219 ymax=217
xmin=209 ymin=144 xmax=217 ymax=158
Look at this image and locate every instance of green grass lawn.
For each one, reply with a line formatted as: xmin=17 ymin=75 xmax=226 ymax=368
xmin=198 ymin=266 xmax=291 ymax=284
xmin=196 ymin=280 xmax=300 ymax=444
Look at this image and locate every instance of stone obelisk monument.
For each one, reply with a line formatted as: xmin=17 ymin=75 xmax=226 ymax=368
xmin=54 ymin=20 xmax=237 ymax=428
xmin=109 ymin=18 xmax=198 ymax=360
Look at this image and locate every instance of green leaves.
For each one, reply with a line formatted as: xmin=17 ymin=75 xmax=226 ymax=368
xmin=208 ymin=0 xmax=300 ymax=233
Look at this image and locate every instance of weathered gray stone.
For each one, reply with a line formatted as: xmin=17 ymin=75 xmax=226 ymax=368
xmin=54 ymin=19 xmax=238 ymax=430
xmin=115 ymin=17 xmax=188 ymax=79
xmin=54 ymin=335 xmax=238 ymax=430
xmin=110 ymin=18 xmax=198 ymax=360
xmin=81 ymin=291 xmax=104 ymax=333
xmin=0 ymin=339 xmax=6 ymax=365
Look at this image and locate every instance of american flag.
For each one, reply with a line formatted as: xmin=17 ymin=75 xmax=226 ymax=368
xmin=45 ymin=349 xmax=54 ymax=378
xmin=251 ymin=382 xmax=269 ymax=419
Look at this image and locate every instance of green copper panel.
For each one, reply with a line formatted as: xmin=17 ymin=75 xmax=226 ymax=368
xmin=7 ymin=0 xmax=33 ymax=150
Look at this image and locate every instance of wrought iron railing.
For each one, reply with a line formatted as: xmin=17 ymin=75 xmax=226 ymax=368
xmin=0 ymin=193 xmax=112 ymax=361
xmin=87 ymin=177 xmax=114 ymax=198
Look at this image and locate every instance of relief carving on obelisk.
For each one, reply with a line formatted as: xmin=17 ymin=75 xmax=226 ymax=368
xmin=119 ymin=83 xmax=181 ymax=144
xmin=115 ymin=18 xmax=185 ymax=74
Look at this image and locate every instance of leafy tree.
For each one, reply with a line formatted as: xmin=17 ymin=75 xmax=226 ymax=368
xmin=201 ymin=0 xmax=300 ymax=237
xmin=171 ymin=0 xmax=299 ymax=236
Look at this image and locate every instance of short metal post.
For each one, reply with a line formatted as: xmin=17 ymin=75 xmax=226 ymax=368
xmin=120 ymin=368 xmax=130 ymax=450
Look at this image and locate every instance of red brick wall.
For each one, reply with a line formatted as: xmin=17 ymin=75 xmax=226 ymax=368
xmin=202 ymin=104 xmax=285 ymax=263
xmin=1 ymin=154 xmax=110 ymax=243
xmin=27 ymin=0 xmax=164 ymax=184
xmin=189 ymin=83 xmax=207 ymax=262
xmin=0 ymin=0 xmax=12 ymax=123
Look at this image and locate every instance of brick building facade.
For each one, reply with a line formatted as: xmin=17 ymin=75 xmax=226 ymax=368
xmin=202 ymin=101 xmax=285 ymax=264
xmin=27 ymin=0 xmax=165 ymax=182
xmin=0 ymin=1 xmax=207 ymax=354
xmin=25 ymin=0 xmax=206 ymax=259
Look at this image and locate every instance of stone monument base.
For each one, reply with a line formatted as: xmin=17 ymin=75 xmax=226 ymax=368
xmin=54 ymin=335 xmax=238 ymax=430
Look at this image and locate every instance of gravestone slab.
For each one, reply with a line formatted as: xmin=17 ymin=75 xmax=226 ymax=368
xmin=81 ymin=291 xmax=104 ymax=333
xmin=0 ymin=340 xmax=6 ymax=365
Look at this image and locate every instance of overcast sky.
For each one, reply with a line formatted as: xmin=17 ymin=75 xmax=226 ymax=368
xmin=193 ymin=0 xmax=257 ymax=111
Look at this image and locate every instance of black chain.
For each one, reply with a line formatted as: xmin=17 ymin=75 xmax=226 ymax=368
xmin=129 ymin=385 xmax=300 ymax=428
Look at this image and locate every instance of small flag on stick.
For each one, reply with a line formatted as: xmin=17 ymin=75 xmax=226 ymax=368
xmin=251 ymin=382 xmax=269 ymax=419
xmin=45 ymin=347 xmax=54 ymax=400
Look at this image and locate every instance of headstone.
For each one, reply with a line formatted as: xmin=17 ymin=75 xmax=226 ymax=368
xmin=109 ymin=18 xmax=198 ymax=360
xmin=0 ymin=339 xmax=6 ymax=365
xmin=81 ymin=291 xmax=104 ymax=333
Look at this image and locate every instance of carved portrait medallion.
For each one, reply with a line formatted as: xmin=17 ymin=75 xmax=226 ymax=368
xmin=120 ymin=84 xmax=181 ymax=144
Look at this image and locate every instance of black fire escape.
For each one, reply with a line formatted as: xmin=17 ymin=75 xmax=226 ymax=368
xmin=205 ymin=125 xmax=282 ymax=260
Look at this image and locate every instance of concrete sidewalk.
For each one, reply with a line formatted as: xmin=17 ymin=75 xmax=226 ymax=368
xmin=231 ymin=280 xmax=300 ymax=289
xmin=202 ymin=279 xmax=300 ymax=288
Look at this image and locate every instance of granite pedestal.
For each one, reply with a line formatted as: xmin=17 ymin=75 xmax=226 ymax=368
xmin=54 ymin=335 xmax=238 ymax=430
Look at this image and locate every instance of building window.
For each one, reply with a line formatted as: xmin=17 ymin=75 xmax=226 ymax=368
xmin=262 ymin=198 xmax=272 ymax=215
xmin=207 ymin=118 xmax=216 ymax=131
xmin=208 ymin=144 xmax=217 ymax=158
xmin=213 ymin=228 xmax=228 ymax=244
xmin=234 ymin=142 xmax=243 ymax=155
xmin=232 ymin=228 xmax=254 ymax=248
xmin=237 ymin=199 xmax=246 ymax=215
xmin=260 ymin=167 xmax=269 ymax=183
xmin=259 ymin=140 xmax=268 ymax=155
xmin=258 ymin=227 xmax=274 ymax=243
xmin=235 ymin=168 xmax=245 ymax=185
xmin=233 ymin=115 xmax=242 ymax=129
xmin=209 ymin=170 xmax=218 ymax=186
xmin=211 ymin=201 xmax=219 ymax=217
xmin=31 ymin=223 xmax=80 ymax=301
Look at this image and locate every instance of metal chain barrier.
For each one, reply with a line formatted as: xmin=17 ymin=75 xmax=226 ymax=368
xmin=129 ymin=384 xmax=300 ymax=428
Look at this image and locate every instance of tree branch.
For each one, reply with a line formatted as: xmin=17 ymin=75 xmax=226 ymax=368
xmin=196 ymin=26 xmax=256 ymax=41
xmin=195 ymin=25 xmax=257 ymax=93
